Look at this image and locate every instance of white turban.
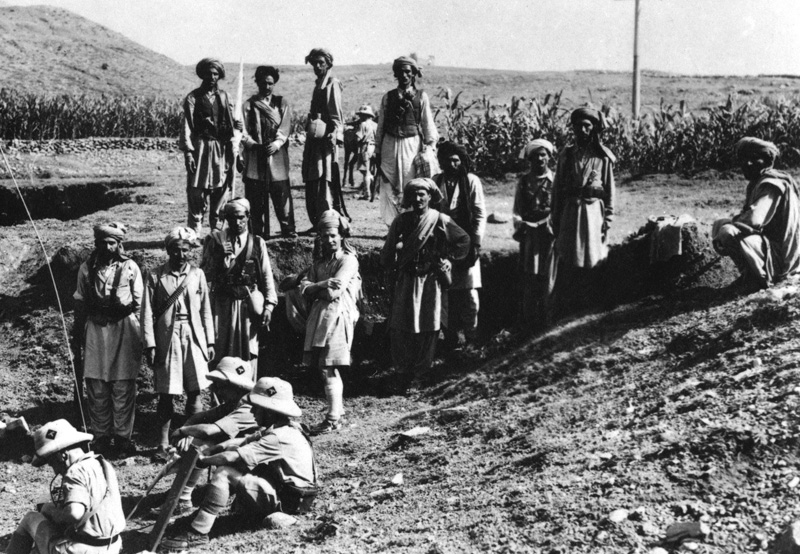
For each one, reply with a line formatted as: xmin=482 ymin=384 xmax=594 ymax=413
xmin=164 ymin=226 xmax=199 ymax=249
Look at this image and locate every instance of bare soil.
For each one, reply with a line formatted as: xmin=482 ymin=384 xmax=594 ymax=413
xmin=1 ymin=148 xmax=799 ymax=554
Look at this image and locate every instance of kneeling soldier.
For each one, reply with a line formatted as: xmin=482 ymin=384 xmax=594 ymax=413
xmin=162 ymin=377 xmax=317 ymax=550
xmin=6 ymin=420 xmax=125 ymax=554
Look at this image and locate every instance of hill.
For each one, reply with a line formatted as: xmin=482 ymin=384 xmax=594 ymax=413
xmin=0 ymin=5 xmax=196 ymax=96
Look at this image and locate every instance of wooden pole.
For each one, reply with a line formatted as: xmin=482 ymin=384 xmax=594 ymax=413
xmin=632 ymin=0 xmax=641 ymax=119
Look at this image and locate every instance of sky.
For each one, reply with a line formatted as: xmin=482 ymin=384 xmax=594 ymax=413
xmin=7 ymin=0 xmax=800 ymax=75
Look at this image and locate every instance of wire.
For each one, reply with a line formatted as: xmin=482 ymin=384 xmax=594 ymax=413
xmin=0 ymin=144 xmax=88 ymax=432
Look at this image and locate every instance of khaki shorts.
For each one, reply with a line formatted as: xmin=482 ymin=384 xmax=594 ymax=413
xmin=234 ymin=473 xmax=280 ymax=515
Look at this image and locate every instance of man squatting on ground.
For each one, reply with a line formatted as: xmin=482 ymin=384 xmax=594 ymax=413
xmin=201 ymin=198 xmax=278 ymax=377
xmin=375 ymin=56 xmax=438 ymax=227
xmin=6 ymin=420 xmax=125 ymax=554
xmin=162 ymin=377 xmax=317 ymax=550
xmin=180 ymin=58 xmax=243 ymax=235
xmin=434 ymin=141 xmax=486 ymax=349
xmin=381 ymin=178 xmax=470 ymax=388
xmin=73 ymin=223 xmax=143 ymax=459
xmin=167 ymin=356 xmax=258 ymax=515
xmin=301 ymin=48 xmax=344 ymax=230
xmin=141 ymin=226 xmax=214 ymax=459
xmin=712 ymin=137 xmax=800 ymax=289
xmin=550 ymin=107 xmax=616 ymax=314
xmin=241 ymin=65 xmax=297 ymax=239
xmin=513 ymin=139 xmax=557 ymax=328
xmin=298 ymin=209 xmax=361 ymax=435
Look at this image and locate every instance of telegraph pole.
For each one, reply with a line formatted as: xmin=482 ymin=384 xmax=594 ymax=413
xmin=632 ymin=0 xmax=641 ymax=119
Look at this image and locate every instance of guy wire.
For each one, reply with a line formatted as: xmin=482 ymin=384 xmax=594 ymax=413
xmin=0 ymin=144 xmax=88 ymax=432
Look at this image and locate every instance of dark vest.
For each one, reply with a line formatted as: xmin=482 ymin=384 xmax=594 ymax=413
xmin=384 ymin=89 xmax=422 ymax=139
xmin=193 ymin=90 xmax=230 ymax=141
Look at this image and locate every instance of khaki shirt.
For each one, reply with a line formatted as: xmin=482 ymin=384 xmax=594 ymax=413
xmin=61 ymin=453 xmax=125 ymax=539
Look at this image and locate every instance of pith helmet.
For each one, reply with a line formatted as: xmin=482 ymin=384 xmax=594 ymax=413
xmin=32 ymin=419 xmax=93 ymax=467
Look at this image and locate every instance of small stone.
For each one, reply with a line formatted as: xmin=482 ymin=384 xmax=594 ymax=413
xmin=609 ymin=509 xmax=629 ymax=523
xmin=21 ymin=455 xmax=32 ymax=463
xmin=683 ymin=542 xmax=699 ymax=551
xmin=263 ymin=512 xmax=297 ymax=529
xmin=391 ymin=473 xmax=404 ymax=486
xmin=789 ymin=476 xmax=800 ymax=488
xmin=664 ymin=521 xmax=709 ymax=545
xmin=649 ymin=548 xmax=669 ymax=554
xmin=487 ymin=212 xmax=509 ymax=224
xmin=641 ymin=522 xmax=660 ymax=536
xmin=595 ymin=530 xmax=609 ymax=542
xmin=3 ymin=486 xmax=17 ymax=494
xmin=119 ymin=457 xmax=137 ymax=466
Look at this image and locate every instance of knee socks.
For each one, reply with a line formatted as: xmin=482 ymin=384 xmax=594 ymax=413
xmin=323 ymin=367 xmax=344 ymax=421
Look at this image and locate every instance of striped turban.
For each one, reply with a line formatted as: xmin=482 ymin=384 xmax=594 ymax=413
xmin=93 ymin=222 xmax=126 ymax=242
xmin=164 ymin=226 xmax=199 ymax=249
xmin=224 ymin=197 xmax=251 ymax=216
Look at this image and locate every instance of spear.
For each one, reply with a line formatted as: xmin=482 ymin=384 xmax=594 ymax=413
xmin=231 ymin=56 xmax=244 ymax=197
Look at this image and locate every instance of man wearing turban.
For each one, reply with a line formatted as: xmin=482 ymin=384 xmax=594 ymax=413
xmin=72 ymin=222 xmax=143 ymax=458
xmin=375 ymin=56 xmax=439 ymax=226
xmin=381 ymin=178 xmax=470 ymax=390
xmin=297 ymin=210 xmax=361 ymax=434
xmin=241 ymin=65 xmax=297 ymax=239
xmin=180 ymin=58 xmax=243 ymax=235
xmin=141 ymin=226 xmax=214 ymax=459
xmin=712 ymin=137 xmax=800 ymax=289
xmin=301 ymin=48 xmax=345 ymax=232
xmin=201 ymin=198 xmax=278 ymax=376
xmin=513 ymin=139 xmax=557 ymax=327
xmin=550 ymin=107 xmax=616 ymax=314
xmin=433 ymin=141 xmax=486 ymax=349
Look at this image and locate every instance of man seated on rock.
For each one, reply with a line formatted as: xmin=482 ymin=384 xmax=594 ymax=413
xmin=159 ymin=356 xmax=258 ymax=516
xmin=712 ymin=137 xmax=800 ymax=290
xmin=6 ymin=420 xmax=125 ymax=554
xmin=162 ymin=377 xmax=317 ymax=550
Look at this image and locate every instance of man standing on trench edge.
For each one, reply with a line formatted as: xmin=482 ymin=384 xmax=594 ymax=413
xmin=180 ymin=58 xmax=243 ymax=235
xmin=73 ymin=222 xmax=143 ymax=459
xmin=550 ymin=107 xmax=616 ymax=317
xmin=433 ymin=141 xmax=486 ymax=351
xmin=201 ymin=198 xmax=277 ymax=378
xmin=301 ymin=48 xmax=345 ymax=233
xmin=712 ymin=137 xmax=800 ymax=290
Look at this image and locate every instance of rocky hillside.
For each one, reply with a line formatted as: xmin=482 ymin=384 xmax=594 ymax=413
xmin=0 ymin=5 xmax=195 ymax=96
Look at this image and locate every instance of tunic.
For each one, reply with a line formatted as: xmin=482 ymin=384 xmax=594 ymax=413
xmin=375 ymin=87 xmax=438 ymax=226
xmin=60 ymin=453 xmax=126 ymax=541
xmin=300 ymin=251 xmax=361 ymax=367
xmin=241 ymin=94 xmax=292 ymax=183
xmin=513 ymin=169 xmax=555 ymax=276
xmin=141 ymin=262 xmax=214 ymax=395
xmin=434 ymin=172 xmax=487 ymax=289
xmin=381 ymin=210 xmax=470 ymax=333
xmin=179 ymin=87 xmax=236 ymax=190
xmin=551 ymin=143 xmax=616 ymax=268
xmin=201 ymin=230 xmax=277 ymax=367
xmin=237 ymin=423 xmax=316 ymax=488
xmin=713 ymin=169 xmax=800 ymax=284
xmin=74 ymin=257 xmax=143 ymax=382
xmin=301 ymin=72 xmax=344 ymax=183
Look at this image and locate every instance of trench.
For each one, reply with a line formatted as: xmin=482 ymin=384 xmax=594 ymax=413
xmin=0 ymin=178 xmax=153 ymax=225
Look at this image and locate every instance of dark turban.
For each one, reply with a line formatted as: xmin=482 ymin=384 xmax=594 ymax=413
xmin=93 ymin=222 xmax=126 ymax=242
xmin=254 ymin=66 xmax=280 ymax=83
xmin=437 ymin=141 xmax=472 ymax=173
xmin=196 ymin=58 xmax=226 ymax=80
xmin=735 ymin=137 xmax=779 ymax=164
xmin=570 ymin=107 xmax=605 ymax=130
xmin=392 ymin=56 xmax=422 ymax=77
xmin=305 ymin=48 xmax=334 ymax=67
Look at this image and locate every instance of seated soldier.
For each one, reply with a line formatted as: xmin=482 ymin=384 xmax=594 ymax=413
xmin=712 ymin=137 xmax=800 ymax=290
xmin=6 ymin=420 xmax=125 ymax=554
xmin=162 ymin=377 xmax=317 ymax=550
xmin=157 ymin=356 xmax=258 ymax=515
